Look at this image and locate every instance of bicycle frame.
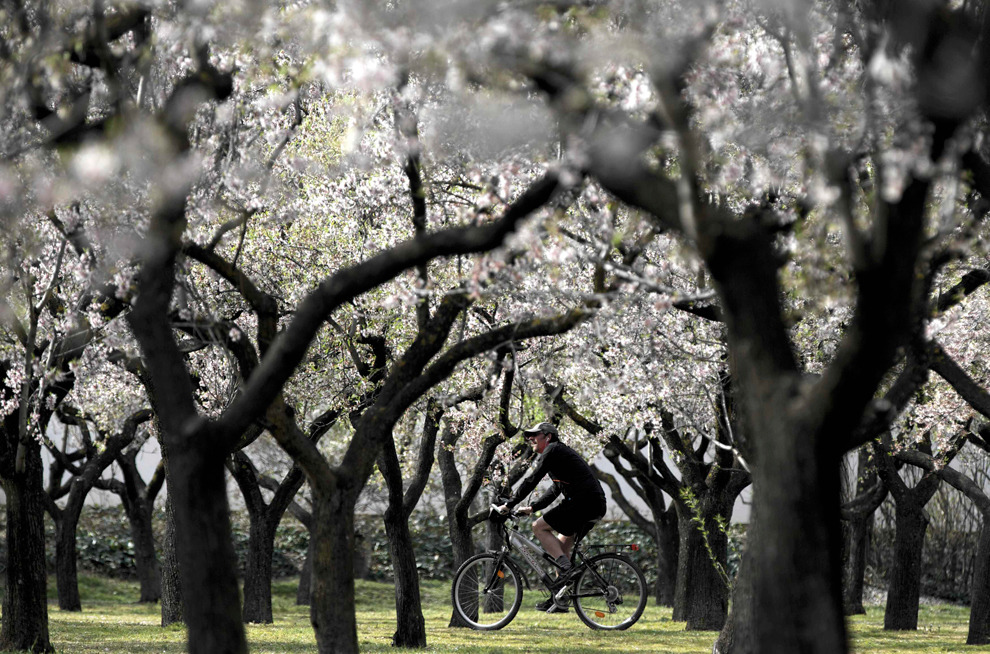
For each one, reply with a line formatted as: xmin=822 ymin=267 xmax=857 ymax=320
xmin=487 ymin=514 xmax=593 ymax=594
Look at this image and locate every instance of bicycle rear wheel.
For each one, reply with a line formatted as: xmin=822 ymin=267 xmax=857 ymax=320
xmin=450 ymin=553 xmax=522 ymax=630
xmin=573 ymin=552 xmax=647 ymax=630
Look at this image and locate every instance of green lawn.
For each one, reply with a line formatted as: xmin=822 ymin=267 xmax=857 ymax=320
xmin=1 ymin=575 xmax=985 ymax=653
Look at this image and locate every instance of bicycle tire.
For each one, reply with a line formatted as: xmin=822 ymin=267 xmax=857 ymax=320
xmin=573 ymin=552 xmax=647 ymax=630
xmin=451 ymin=553 xmax=523 ymax=630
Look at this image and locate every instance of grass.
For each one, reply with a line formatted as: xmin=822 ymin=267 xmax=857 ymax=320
xmin=0 ymin=575 xmax=985 ymax=653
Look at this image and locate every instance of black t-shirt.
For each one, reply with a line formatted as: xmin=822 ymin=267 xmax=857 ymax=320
xmin=509 ymin=441 xmax=605 ymax=512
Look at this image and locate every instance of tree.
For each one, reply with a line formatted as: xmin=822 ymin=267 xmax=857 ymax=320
xmin=873 ymin=433 xmax=953 ymax=630
xmin=839 ymin=447 xmax=887 ymax=615
xmin=0 ymin=212 xmax=128 ymax=650
xmin=42 ymin=407 xmax=152 ymax=611
xmin=103 ymin=440 xmax=166 ymax=604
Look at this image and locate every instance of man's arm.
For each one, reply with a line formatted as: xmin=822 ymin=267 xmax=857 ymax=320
xmin=528 ymin=483 xmax=561 ymax=512
xmin=501 ymin=446 xmax=555 ymax=510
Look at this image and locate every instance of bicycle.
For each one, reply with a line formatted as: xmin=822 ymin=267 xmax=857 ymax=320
xmin=450 ymin=506 xmax=647 ymax=631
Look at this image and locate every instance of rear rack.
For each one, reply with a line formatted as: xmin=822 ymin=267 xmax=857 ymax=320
xmin=584 ymin=543 xmax=641 ymax=552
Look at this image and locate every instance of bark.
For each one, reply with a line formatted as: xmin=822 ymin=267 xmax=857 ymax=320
xmin=438 ymin=424 xmax=480 ymax=628
xmin=49 ymin=410 xmax=151 ymax=611
xmin=656 ymin=505 xmax=679 ymax=607
xmin=883 ymin=496 xmax=932 ymax=630
xmin=241 ymin=518 xmax=278 ymax=623
xmin=895 ymin=446 xmax=990 ymax=644
xmin=374 ymin=399 xmax=441 ymax=648
xmin=297 ymin=535 xmax=314 ymax=606
xmin=0 ymin=442 xmax=53 ymax=653
xmin=967 ymin=525 xmax=990 ymax=645
xmin=674 ymin=502 xmax=730 ymax=631
xmin=840 ymin=449 xmax=886 ymax=616
xmin=875 ymin=438 xmax=942 ymax=632
xmin=310 ymin=487 xmax=360 ymax=654
xmin=117 ymin=454 xmax=162 ymax=603
xmin=167 ymin=443 xmax=246 ymax=653
xmin=841 ymin=515 xmax=872 ymax=616
xmin=599 ymin=418 xmax=746 ymax=631
xmin=53 ymin=513 xmax=82 ymax=611
xmin=379 ymin=493 xmax=427 ymax=647
xmin=747 ymin=398 xmax=847 ymax=654
xmin=714 ymin=514 xmax=756 ymax=654
xmin=159 ymin=473 xmax=184 ymax=626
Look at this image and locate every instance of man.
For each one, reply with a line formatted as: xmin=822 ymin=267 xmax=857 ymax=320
xmin=496 ymin=422 xmax=607 ymax=612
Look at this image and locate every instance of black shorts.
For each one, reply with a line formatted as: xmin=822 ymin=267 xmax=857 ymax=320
xmin=543 ymin=495 xmax=606 ymax=537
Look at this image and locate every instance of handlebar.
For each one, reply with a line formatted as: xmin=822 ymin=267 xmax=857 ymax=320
xmin=489 ymin=504 xmax=522 ymax=520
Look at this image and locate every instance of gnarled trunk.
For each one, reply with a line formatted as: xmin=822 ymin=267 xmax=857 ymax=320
xmin=241 ymin=518 xmax=277 ymax=623
xmin=167 ymin=444 xmax=246 ymax=654
xmin=125 ymin=500 xmax=161 ymax=603
xmin=119 ymin=455 xmax=161 ymax=603
xmin=381 ymin=504 xmax=426 ymax=647
xmin=841 ymin=514 xmax=871 ymax=615
xmin=297 ymin=534 xmax=314 ymax=606
xmin=53 ymin=513 xmax=82 ymax=611
xmin=674 ymin=501 xmax=729 ymax=630
xmin=656 ymin=506 xmax=679 ymax=607
xmin=160 ymin=486 xmax=184 ymax=625
xmin=883 ymin=502 xmax=929 ymax=630
xmin=0 ymin=443 xmax=53 ymax=653
xmin=967 ymin=524 xmax=990 ymax=645
xmin=750 ymin=418 xmax=846 ymax=654
xmin=714 ymin=515 xmax=755 ymax=654
xmin=310 ymin=488 xmax=360 ymax=654
xmin=378 ymin=435 xmax=427 ymax=647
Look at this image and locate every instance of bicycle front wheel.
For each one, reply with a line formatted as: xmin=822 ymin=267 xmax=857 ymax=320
xmin=573 ymin=552 xmax=647 ymax=630
xmin=451 ymin=553 xmax=522 ymax=630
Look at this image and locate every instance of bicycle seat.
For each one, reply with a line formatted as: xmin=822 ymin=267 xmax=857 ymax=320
xmin=573 ymin=519 xmax=598 ymax=547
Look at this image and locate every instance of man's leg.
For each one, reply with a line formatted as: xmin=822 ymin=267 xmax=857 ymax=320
xmin=532 ymin=517 xmax=565 ymax=559
xmin=558 ymin=534 xmax=574 ymax=560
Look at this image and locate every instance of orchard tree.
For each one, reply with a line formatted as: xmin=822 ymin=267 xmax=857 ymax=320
xmin=42 ymin=407 xmax=152 ymax=611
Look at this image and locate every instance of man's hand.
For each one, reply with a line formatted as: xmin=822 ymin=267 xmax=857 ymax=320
xmin=517 ymin=506 xmax=533 ymax=516
xmin=494 ymin=504 xmax=510 ymax=515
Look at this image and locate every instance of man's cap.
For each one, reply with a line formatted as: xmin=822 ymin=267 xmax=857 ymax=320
xmin=522 ymin=422 xmax=557 ymax=438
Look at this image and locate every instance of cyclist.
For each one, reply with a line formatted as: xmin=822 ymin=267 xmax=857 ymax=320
xmin=495 ymin=422 xmax=607 ymax=612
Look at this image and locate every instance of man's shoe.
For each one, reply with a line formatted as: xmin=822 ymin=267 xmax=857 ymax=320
xmin=535 ymin=596 xmax=569 ymax=612
xmin=549 ymin=567 xmax=574 ymax=594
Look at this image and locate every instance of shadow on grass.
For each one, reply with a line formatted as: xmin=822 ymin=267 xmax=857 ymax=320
xmin=23 ymin=575 xmax=983 ymax=654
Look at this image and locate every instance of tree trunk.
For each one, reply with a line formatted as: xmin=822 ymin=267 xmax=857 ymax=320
xmin=158 ymin=441 xmax=183 ymax=625
xmin=167 ymin=444 xmax=247 ymax=654
xmin=674 ymin=503 xmax=729 ymax=630
xmin=378 ymin=436 xmax=427 ymax=648
xmin=842 ymin=514 xmax=871 ymax=615
xmin=967 ymin=524 xmax=990 ymax=645
xmin=124 ymin=499 xmax=162 ymax=603
xmin=381 ymin=504 xmax=427 ymax=647
xmin=297 ymin=534 xmax=313 ymax=606
xmin=750 ymin=422 xmax=846 ymax=654
xmin=883 ymin=502 xmax=929 ymax=630
xmin=119 ymin=456 xmax=162 ymax=603
xmin=656 ymin=506 xmax=679 ymax=607
xmin=443 ymin=511 xmax=476 ymax=627
xmin=438 ymin=425 xmax=477 ymax=628
xmin=310 ymin=487 xmax=360 ymax=654
xmin=54 ymin=513 xmax=82 ymax=611
xmin=714 ymin=517 xmax=755 ymax=654
xmin=0 ymin=443 xmax=53 ymax=653
xmin=160 ymin=488 xmax=184 ymax=625
xmin=241 ymin=517 xmax=277 ymax=623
